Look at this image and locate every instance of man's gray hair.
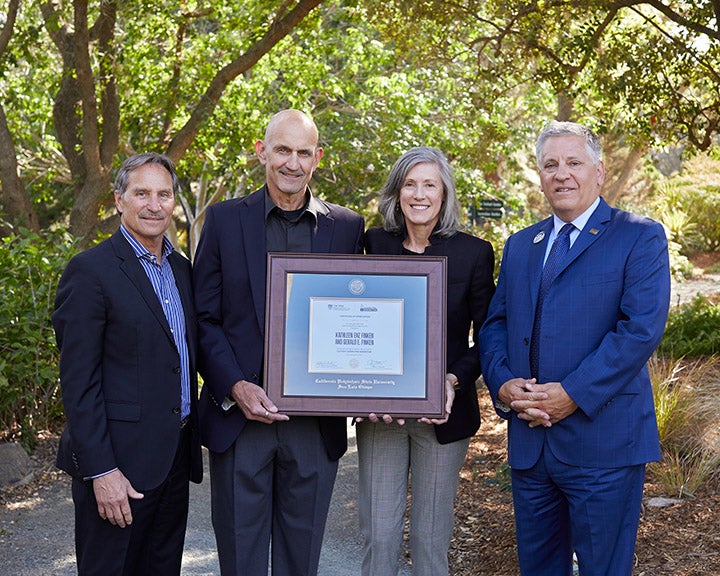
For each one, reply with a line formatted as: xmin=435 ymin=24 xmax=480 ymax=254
xmin=114 ymin=153 xmax=180 ymax=197
xmin=535 ymin=121 xmax=603 ymax=167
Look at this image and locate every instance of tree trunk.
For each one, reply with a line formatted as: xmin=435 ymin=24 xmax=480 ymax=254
xmin=602 ymin=146 xmax=645 ymax=206
xmin=0 ymin=106 xmax=39 ymax=232
xmin=0 ymin=0 xmax=39 ymax=232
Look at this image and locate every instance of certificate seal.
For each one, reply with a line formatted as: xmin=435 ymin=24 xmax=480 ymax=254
xmin=348 ymin=278 xmax=366 ymax=295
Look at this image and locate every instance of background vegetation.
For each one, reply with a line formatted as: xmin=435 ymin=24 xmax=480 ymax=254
xmin=1 ymin=0 xmax=719 ymax=492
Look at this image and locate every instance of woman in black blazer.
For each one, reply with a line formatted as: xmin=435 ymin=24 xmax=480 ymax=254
xmin=356 ymin=147 xmax=495 ymax=576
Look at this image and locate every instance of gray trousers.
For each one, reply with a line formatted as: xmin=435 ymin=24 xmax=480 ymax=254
xmin=356 ymin=419 xmax=469 ymax=576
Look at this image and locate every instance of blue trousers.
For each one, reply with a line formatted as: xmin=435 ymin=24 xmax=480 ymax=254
xmin=511 ymin=440 xmax=645 ymax=576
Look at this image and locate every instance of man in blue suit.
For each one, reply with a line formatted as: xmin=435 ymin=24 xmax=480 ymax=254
xmin=479 ymin=121 xmax=670 ymax=576
xmin=193 ymin=109 xmax=364 ymax=575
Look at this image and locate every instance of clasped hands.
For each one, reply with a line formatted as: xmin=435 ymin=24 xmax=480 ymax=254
xmin=498 ymin=378 xmax=577 ymax=428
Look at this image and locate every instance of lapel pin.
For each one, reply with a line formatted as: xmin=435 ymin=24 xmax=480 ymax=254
xmin=589 ymin=228 xmax=599 ymax=235
xmin=533 ymin=231 xmax=545 ymax=244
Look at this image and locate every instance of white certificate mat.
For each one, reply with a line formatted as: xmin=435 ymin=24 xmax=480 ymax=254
xmin=308 ymin=298 xmax=403 ymax=374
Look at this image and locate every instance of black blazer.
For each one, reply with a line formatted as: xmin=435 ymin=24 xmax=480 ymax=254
xmin=364 ymin=227 xmax=495 ymax=444
xmin=193 ymin=187 xmax=365 ymax=460
xmin=53 ymin=230 xmax=203 ymax=489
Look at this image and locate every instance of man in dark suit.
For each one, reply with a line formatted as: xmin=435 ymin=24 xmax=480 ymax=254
xmin=193 ymin=109 xmax=364 ymax=575
xmin=479 ymin=122 xmax=670 ymax=576
xmin=53 ymin=153 xmax=203 ymax=575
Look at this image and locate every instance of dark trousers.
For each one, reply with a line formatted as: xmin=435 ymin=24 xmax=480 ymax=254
xmin=72 ymin=427 xmax=191 ymax=576
xmin=210 ymin=417 xmax=339 ymax=576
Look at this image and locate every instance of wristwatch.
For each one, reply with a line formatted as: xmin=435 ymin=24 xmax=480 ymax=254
xmin=495 ymin=399 xmax=512 ymax=413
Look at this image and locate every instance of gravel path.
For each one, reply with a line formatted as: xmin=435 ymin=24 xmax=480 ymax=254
xmin=670 ymin=273 xmax=720 ymax=306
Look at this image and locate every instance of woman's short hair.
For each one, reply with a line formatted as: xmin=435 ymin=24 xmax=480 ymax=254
xmin=377 ymin=146 xmax=461 ymax=237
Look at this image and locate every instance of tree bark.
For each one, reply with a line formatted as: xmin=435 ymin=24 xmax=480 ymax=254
xmin=0 ymin=0 xmax=39 ymax=231
xmin=0 ymin=106 xmax=39 ymax=231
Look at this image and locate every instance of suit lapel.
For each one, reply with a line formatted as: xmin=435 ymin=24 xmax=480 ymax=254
xmin=111 ymin=231 xmax=175 ymax=345
xmin=240 ymin=189 xmax=268 ymax=330
xmin=559 ymin=198 xmax=612 ymax=275
xmin=312 ymin=200 xmax=333 ymax=253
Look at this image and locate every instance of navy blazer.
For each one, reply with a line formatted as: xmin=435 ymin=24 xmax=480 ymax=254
xmin=479 ymin=198 xmax=670 ymax=469
xmin=53 ymin=230 xmax=203 ymax=489
xmin=364 ymin=227 xmax=495 ymax=444
xmin=193 ymin=187 xmax=365 ymax=460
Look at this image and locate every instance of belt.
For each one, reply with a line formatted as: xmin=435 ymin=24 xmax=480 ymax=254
xmin=180 ymin=416 xmax=190 ymax=429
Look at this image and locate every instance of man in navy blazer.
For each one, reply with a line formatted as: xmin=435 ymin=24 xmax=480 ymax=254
xmin=193 ymin=109 xmax=364 ymax=575
xmin=53 ymin=153 xmax=203 ymax=575
xmin=479 ymin=122 xmax=670 ymax=576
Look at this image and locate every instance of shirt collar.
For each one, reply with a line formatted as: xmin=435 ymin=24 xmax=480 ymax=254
xmin=120 ymin=224 xmax=174 ymax=262
xmin=264 ymin=186 xmax=319 ymax=224
xmin=552 ymin=196 xmax=601 ymax=234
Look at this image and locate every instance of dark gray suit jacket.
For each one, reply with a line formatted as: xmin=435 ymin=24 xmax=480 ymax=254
xmin=193 ymin=186 xmax=365 ymax=460
xmin=53 ymin=230 xmax=203 ymax=489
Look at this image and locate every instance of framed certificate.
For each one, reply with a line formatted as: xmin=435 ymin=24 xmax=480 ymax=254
xmin=264 ymin=253 xmax=447 ymax=417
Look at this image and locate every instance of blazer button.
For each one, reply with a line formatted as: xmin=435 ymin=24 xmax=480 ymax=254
xmin=173 ymin=366 xmax=181 ymax=374
xmin=251 ymin=373 xmax=259 ymax=382
xmin=523 ymin=338 xmax=529 ymax=346
xmin=172 ymin=407 xmax=181 ymax=414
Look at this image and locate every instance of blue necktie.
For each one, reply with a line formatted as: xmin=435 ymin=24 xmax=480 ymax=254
xmin=529 ymin=223 xmax=574 ymax=379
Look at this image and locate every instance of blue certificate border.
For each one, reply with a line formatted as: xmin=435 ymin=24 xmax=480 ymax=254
xmin=286 ymin=274 xmax=425 ymax=396
xmin=264 ymin=254 xmax=447 ymax=417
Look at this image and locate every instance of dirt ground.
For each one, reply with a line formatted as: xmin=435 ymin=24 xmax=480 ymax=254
xmin=447 ymin=393 xmax=720 ymax=576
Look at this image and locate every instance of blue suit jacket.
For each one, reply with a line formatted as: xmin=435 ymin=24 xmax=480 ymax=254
xmin=479 ymin=198 xmax=670 ymax=469
xmin=193 ymin=187 xmax=365 ymax=459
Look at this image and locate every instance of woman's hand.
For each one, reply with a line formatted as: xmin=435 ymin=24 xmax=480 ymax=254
xmin=419 ymin=374 xmax=456 ymax=425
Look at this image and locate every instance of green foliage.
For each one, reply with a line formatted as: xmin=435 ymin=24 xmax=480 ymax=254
xmin=0 ymin=224 xmax=79 ymax=448
xmin=658 ymin=296 xmax=720 ymax=358
xmin=653 ymin=152 xmax=720 ymax=253
xmin=648 ymin=357 xmax=720 ymax=497
xmin=487 ymin=462 xmax=512 ymax=493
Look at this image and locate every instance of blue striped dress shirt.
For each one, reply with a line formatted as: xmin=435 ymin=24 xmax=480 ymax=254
xmin=120 ymin=225 xmax=191 ymax=420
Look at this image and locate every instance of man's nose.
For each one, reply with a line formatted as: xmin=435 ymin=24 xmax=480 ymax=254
xmin=285 ymin=152 xmax=300 ymax=169
xmin=147 ymin=194 xmax=162 ymax=210
xmin=554 ymin=164 xmax=570 ymax=179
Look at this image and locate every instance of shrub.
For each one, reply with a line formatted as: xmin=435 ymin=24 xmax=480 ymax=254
xmin=648 ymin=356 xmax=720 ymax=497
xmin=0 ymin=224 xmax=79 ymax=449
xmin=655 ymin=153 xmax=720 ymax=252
xmin=657 ymin=295 xmax=720 ymax=358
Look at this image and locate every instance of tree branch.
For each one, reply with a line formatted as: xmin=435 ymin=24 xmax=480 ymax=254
xmin=0 ymin=0 xmax=19 ymax=54
xmin=166 ymin=0 xmax=325 ymax=162
xmin=612 ymin=0 xmax=720 ymax=41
